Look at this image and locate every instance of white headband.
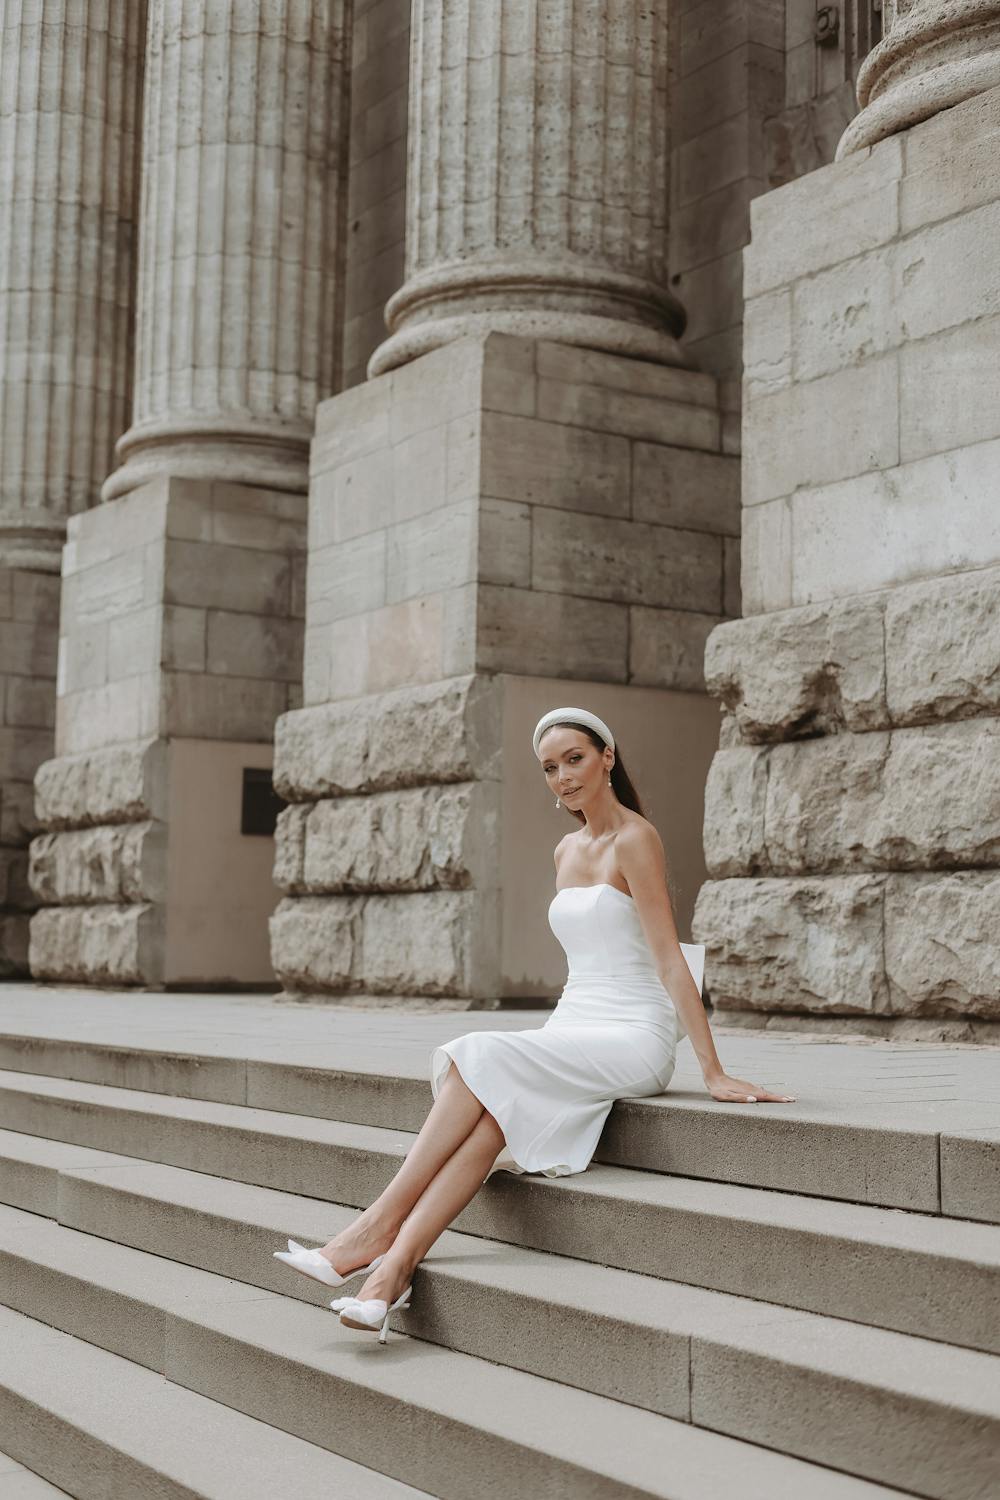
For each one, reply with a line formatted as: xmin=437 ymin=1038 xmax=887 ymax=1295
xmin=532 ymin=707 xmax=615 ymax=757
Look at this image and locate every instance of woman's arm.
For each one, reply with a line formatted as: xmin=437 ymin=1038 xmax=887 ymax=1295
xmin=616 ymin=822 xmax=794 ymax=1104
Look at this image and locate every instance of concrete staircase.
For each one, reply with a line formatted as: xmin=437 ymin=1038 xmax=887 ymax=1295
xmin=0 ymin=994 xmax=997 ymax=1499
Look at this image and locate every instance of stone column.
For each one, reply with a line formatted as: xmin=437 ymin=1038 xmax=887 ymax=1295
xmin=838 ymin=0 xmax=1000 ymax=157
xmin=368 ymin=0 xmax=685 ymax=376
xmin=270 ymin=2 xmax=740 ymax=1009
xmin=104 ymin=0 xmax=347 ymax=500
xmin=0 ymin=1 xmax=144 ymax=974
xmin=28 ymin=1 xmax=351 ymax=988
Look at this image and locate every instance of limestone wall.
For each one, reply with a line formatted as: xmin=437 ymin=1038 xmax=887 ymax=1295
xmin=670 ymin=1 xmax=783 ymax=385
xmin=694 ymin=86 xmax=1000 ymax=1033
xmin=28 ymin=479 xmax=305 ymax=986
xmin=273 ymin=331 xmax=736 ymax=1005
xmin=342 ymin=0 xmax=410 ymax=389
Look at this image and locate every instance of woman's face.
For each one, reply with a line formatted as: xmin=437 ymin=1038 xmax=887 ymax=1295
xmin=537 ymin=726 xmax=610 ymax=808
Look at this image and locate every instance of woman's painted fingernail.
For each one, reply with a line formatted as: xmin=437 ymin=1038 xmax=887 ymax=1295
xmin=746 ymin=1095 xmax=757 ymax=1101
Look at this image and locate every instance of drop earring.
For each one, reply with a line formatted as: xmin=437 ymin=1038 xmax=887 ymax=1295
xmin=555 ymin=796 xmax=561 ymax=808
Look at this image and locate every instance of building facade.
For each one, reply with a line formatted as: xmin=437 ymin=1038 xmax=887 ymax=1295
xmin=1 ymin=0 xmax=997 ymax=1034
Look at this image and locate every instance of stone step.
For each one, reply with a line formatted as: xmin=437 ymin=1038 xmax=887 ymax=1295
xmin=0 ymin=1206 xmax=942 ymax=1500
xmin=3 ymin=1151 xmax=1000 ymax=1500
xmin=0 ymin=1023 xmax=975 ymax=1216
xmin=0 ymin=1303 xmax=430 ymax=1499
xmin=0 ymin=1068 xmax=997 ymax=1353
xmin=0 ymin=1449 xmax=70 ymax=1497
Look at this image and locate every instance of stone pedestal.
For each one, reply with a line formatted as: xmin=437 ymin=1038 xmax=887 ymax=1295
xmin=0 ymin=2 xmax=144 ymax=975
xmin=270 ymin=333 xmax=737 ymax=1006
xmin=695 ymin=84 xmax=1000 ymax=1034
xmin=369 ymin=0 xmax=684 ymax=376
xmin=28 ymin=479 xmax=305 ymax=987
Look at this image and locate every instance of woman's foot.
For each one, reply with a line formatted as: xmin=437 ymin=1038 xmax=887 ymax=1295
xmin=318 ymin=1210 xmax=397 ymax=1277
xmin=352 ymin=1251 xmax=415 ymax=1307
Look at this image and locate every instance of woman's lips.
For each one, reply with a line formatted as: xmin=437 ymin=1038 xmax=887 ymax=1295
xmin=562 ymin=787 xmax=581 ymax=795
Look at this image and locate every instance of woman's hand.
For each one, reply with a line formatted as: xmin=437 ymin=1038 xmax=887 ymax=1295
xmin=704 ymin=1069 xmax=795 ymax=1103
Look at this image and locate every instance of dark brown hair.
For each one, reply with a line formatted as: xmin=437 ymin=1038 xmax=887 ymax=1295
xmin=542 ymin=719 xmax=646 ymax=825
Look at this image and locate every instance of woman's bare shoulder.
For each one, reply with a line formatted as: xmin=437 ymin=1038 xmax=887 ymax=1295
xmin=553 ymin=829 xmax=581 ymax=864
xmin=614 ymin=813 xmax=664 ymax=860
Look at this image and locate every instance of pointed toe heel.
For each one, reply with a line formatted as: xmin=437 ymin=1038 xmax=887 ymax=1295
xmin=272 ymin=1242 xmax=385 ymax=1289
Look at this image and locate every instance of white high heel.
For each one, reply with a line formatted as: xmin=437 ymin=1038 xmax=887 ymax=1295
xmin=272 ymin=1238 xmax=385 ymax=1289
xmin=331 ymin=1285 xmax=412 ymax=1344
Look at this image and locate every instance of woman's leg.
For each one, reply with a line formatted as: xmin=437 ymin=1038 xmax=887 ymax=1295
xmin=351 ymin=1109 xmax=506 ymax=1304
xmin=319 ymin=1062 xmax=487 ymax=1269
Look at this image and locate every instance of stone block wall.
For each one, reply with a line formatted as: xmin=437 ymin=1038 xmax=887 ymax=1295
xmin=28 ymin=479 xmax=305 ymax=986
xmin=765 ymin=0 xmax=883 ymax=184
xmin=0 ymin=571 xmax=60 ymax=975
xmin=273 ymin=331 xmax=736 ymax=1005
xmin=271 ymin=674 xmax=502 ymax=1005
xmin=671 ymin=0 xmax=784 ymax=387
xmin=342 ymin=0 xmax=410 ymax=389
xmin=305 ymin=333 xmax=739 ymax=706
xmin=694 ymin=86 xmax=1000 ymax=1036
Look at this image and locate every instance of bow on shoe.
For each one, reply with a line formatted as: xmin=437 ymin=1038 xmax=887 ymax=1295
xmin=331 ymin=1287 xmax=413 ymax=1344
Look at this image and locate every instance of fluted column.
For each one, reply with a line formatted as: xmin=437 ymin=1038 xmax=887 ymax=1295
xmin=104 ymin=0 xmax=348 ymax=501
xmin=838 ymin=0 xmax=1000 ymax=157
xmin=369 ymin=0 xmax=684 ymax=377
xmin=0 ymin=1 xmax=144 ymax=569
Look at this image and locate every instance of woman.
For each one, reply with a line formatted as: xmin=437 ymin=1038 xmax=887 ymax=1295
xmin=274 ymin=706 xmax=795 ymax=1341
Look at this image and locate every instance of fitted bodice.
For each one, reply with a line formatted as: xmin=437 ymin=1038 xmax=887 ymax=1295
xmin=547 ymin=883 xmax=704 ymax=1042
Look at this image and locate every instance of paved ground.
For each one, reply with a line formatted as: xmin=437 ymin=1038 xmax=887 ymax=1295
xmin=1 ymin=983 xmax=998 ymax=1135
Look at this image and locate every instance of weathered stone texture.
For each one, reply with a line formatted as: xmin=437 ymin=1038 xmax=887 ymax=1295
xmin=885 ymin=872 xmax=1000 ymax=1016
xmin=707 ymin=564 xmax=1000 ymax=745
xmin=270 ymin=889 xmax=497 ymax=999
xmin=273 ymin=781 xmax=498 ymax=895
xmin=34 ymin=741 xmax=167 ymax=831
xmin=885 ymin=567 xmax=1000 ymax=725
xmin=28 ymin=903 xmax=163 ymax=986
xmin=707 ymin=720 xmax=1000 ymax=879
xmin=694 ymin=875 xmax=890 ymax=1015
xmin=29 ymin=823 xmax=167 ymax=907
xmin=269 ymin=894 xmax=362 ymax=993
xmin=705 ymin=598 xmax=887 ymax=742
xmin=274 ymin=674 xmax=502 ymax=801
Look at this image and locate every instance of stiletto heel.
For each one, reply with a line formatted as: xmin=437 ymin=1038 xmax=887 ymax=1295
xmin=331 ymin=1285 xmax=412 ymax=1343
xmin=272 ymin=1238 xmax=385 ymax=1289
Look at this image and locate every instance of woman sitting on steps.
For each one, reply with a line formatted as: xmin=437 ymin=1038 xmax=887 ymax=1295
xmin=273 ymin=706 xmax=795 ymax=1342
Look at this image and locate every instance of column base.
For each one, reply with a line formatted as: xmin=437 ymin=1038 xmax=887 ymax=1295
xmin=838 ymin=1 xmax=1000 ymax=157
xmin=369 ymin=308 xmax=689 ymax=379
xmin=102 ymin=416 xmax=312 ymax=503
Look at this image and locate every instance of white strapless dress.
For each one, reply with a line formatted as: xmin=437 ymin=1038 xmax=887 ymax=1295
xmin=429 ymin=883 xmax=705 ymax=1178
